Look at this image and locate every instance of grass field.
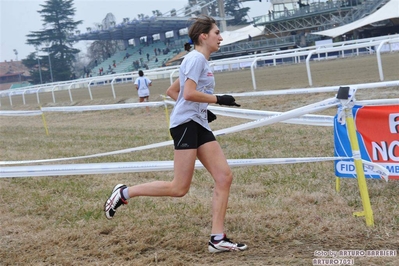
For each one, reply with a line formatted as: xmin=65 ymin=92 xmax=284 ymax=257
xmin=1 ymin=53 xmax=398 ymax=265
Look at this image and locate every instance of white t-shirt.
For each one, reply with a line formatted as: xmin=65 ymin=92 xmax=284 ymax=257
xmin=134 ymin=76 xmax=152 ymax=97
xmin=170 ymin=50 xmax=215 ymax=131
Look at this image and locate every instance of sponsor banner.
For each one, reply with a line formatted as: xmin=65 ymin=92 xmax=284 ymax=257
xmin=334 ymin=105 xmax=399 ymax=180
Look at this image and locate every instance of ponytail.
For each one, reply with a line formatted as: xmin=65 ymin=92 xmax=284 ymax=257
xmin=184 ymin=43 xmax=191 ymax=52
xmin=184 ymin=38 xmax=194 ymax=52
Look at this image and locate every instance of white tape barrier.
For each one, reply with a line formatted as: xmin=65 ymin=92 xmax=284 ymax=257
xmin=0 ymin=102 xmax=166 ymax=116
xmin=1 ymin=97 xmax=395 ymax=118
xmin=0 ymin=157 xmax=388 ymax=180
xmin=0 ymin=97 xmax=339 ymax=165
xmin=40 ymin=102 xmax=165 ymax=112
xmin=0 ymin=100 xmax=335 ymax=126
xmin=361 ymin=160 xmax=389 ymax=182
xmin=0 ymin=103 xmax=391 ymax=180
xmin=0 ymin=140 xmax=174 ymax=165
xmin=211 ymin=105 xmax=334 ymax=126
xmin=0 ymin=110 xmax=43 ymax=116
xmin=0 ymin=157 xmax=354 ymax=178
xmin=165 ymin=100 xmax=334 ymax=127
xmin=0 ymin=97 xmax=395 ymax=166
xmin=355 ymin=98 xmax=399 ymax=106
xmin=214 ymin=97 xmax=340 ymax=136
xmin=227 ymin=80 xmax=399 ymax=97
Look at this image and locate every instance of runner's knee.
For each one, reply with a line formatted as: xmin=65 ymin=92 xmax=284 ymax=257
xmin=171 ymin=186 xmax=190 ymax=197
xmin=215 ymin=170 xmax=233 ymax=188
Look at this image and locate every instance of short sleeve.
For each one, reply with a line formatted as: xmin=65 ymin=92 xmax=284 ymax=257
xmin=183 ymin=55 xmax=206 ymax=84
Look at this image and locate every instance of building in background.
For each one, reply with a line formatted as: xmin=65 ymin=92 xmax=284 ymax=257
xmin=0 ymin=61 xmax=31 ymax=90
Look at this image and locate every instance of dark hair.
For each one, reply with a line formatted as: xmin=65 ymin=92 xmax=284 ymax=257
xmin=184 ymin=15 xmax=216 ymax=51
xmin=138 ymin=70 xmax=144 ymax=76
xmin=184 ymin=43 xmax=192 ymax=52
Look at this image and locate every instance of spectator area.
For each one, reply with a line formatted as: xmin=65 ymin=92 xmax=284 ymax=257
xmin=89 ymin=40 xmax=185 ymax=77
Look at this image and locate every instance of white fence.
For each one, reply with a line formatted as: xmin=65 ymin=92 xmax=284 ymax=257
xmin=0 ymin=81 xmax=397 ymax=176
xmin=1 ymin=34 xmax=398 ymax=106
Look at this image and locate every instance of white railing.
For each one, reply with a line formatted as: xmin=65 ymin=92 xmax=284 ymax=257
xmin=1 ymin=34 xmax=398 ymax=106
xmin=305 ymin=37 xmax=399 ymax=86
xmin=376 ymin=38 xmax=399 ymax=81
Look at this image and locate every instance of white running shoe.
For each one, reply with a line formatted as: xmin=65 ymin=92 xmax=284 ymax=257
xmin=208 ymin=234 xmax=248 ymax=253
xmin=104 ymin=184 xmax=128 ymax=219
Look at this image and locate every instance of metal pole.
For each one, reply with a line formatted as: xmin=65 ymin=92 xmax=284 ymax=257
xmin=37 ymin=58 xmax=43 ymax=84
xmin=35 ymin=47 xmax=43 ymax=84
xmin=48 ymin=46 xmax=54 ymax=82
xmin=217 ymin=0 xmax=226 ymax=32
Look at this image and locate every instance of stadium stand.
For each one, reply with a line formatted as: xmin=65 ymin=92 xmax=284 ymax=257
xmin=89 ymin=41 xmax=179 ymax=77
xmin=67 ymin=0 xmax=399 ymax=77
xmin=2 ymin=1 xmax=397 ymax=91
xmin=6 ymin=0 xmax=392 ymax=83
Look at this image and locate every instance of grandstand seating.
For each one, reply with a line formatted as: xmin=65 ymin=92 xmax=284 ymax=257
xmin=89 ymin=41 xmax=180 ymax=76
xmin=9 ymin=82 xmax=32 ymax=89
xmin=83 ymin=0 xmax=394 ymax=77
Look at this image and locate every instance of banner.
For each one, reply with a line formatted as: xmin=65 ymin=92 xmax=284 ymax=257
xmin=334 ymin=105 xmax=399 ymax=180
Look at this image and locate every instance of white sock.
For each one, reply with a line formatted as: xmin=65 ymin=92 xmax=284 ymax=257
xmin=122 ymin=187 xmax=130 ymax=200
xmin=211 ymin=233 xmax=224 ymax=241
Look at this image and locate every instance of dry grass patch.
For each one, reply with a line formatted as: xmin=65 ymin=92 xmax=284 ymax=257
xmin=1 ymin=54 xmax=398 ymax=265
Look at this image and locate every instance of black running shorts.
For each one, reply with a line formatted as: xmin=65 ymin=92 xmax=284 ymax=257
xmin=170 ymin=120 xmax=216 ymax=150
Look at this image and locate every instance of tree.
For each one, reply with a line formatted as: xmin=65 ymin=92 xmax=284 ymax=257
xmin=21 ymin=52 xmax=44 ymax=84
xmin=25 ymin=0 xmax=82 ymax=83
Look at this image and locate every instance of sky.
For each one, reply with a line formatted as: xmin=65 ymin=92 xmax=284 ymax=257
xmin=0 ymin=0 xmax=271 ymax=62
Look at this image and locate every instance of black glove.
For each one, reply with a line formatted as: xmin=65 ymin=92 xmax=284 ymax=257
xmin=207 ymin=110 xmax=217 ymax=123
xmin=216 ymin=95 xmax=240 ymax=107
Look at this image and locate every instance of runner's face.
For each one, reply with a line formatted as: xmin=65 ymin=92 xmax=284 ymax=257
xmin=204 ymin=24 xmax=223 ymax=52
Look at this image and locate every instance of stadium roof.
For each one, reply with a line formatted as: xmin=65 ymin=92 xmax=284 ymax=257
xmin=312 ymin=0 xmax=399 ymax=38
xmin=70 ymin=17 xmax=193 ymax=41
xmin=221 ymin=24 xmax=265 ymax=46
